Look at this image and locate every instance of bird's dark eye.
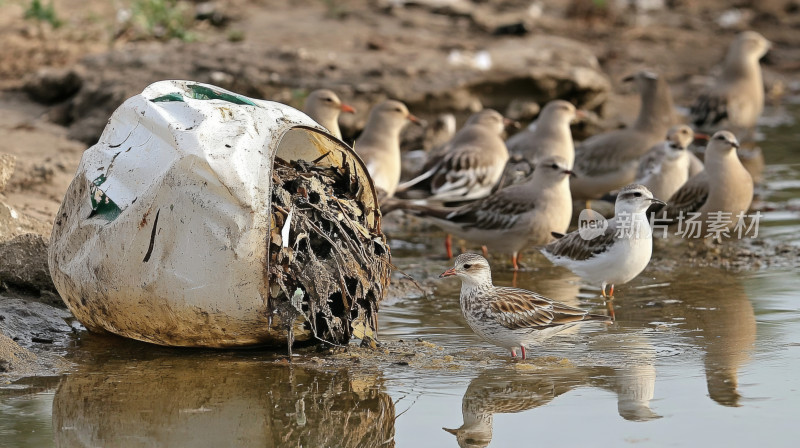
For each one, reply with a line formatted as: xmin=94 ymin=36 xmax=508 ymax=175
xmin=716 ymin=135 xmax=725 ymax=140
xmin=551 ymin=164 xmax=558 ymax=169
xmin=462 ymin=263 xmax=472 ymax=269
xmin=394 ymin=108 xmax=403 ymax=113
xmin=633 ymin=192 xmax=642 ymax=197
xmin=324 ymin=98 xmax=333 ymax=102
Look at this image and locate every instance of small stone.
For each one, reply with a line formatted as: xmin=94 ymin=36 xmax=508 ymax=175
xmin=0 ymin=233 xmax=56 ymax=293
xmin=23 ymin=68 xmax=83 ymax=104
xmin=0 ymin=154 xmax=16 ymax=193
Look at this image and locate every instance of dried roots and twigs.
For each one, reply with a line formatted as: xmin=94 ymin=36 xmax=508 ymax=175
xmin=268 ymin=154 xmax=391 ymax=357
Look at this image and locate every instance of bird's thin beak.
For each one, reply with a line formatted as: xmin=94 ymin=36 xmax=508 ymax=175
xmin=503 ymin=118 xmax=521 ymax=129
xmin=407 ymin=114 xmax=424 ymax=126
xmin=340 ymin=103 xmax=356 ymax=114
xmin=564 ymin=169 xmax=576 ymax=177
xmin=649 ymin=198 xmax=667 ymax=206
xmin=731 ymin=141 xmax=740 ymax=149
xmin=622 ymin=74 xmax=636 ymax=83
xmin=439 ymin=268 xmax=457 ymax=278
xmin=694 ymin=132 xmax=710 ymax=141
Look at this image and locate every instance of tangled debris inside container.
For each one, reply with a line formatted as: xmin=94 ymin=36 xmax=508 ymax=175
xmin=268 ymin=154 xmax=391 ymax=354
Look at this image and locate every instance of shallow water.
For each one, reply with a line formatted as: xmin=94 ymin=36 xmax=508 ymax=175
xmin=2 ymin=109 xmax=800 ymax=447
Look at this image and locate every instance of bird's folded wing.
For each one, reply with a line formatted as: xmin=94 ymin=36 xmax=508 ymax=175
xmin=574 ymin=131 xmax=651 ymax=177
xmin=635 ymin=147 xmax=663 ymax=181
xmin=431 ymin=143 xmax=503 ymax=197
xmin=490 ymin=287 xmax=588 ymax=330
xmin=446 ymin=187 xmax=534 ymax=230
xmin=543 ymin=225 xmax=617 ymax=261
xmin=656 ymin=172 xmax=710 ymax=222
xmin=690 ymin=92 xmax=729 ymax=129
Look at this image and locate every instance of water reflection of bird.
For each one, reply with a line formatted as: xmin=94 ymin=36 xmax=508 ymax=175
xmin=444 ymin=367 xmax=581 ymax=448
xmin=591 ymin=333 xmax=661 ymax=421
xmin=671 ymin=268 xmax=756 ymax=407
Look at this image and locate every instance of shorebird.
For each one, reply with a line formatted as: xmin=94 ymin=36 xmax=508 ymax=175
xmin=396 ymin=109 xmax=511 ymax=202
xmin=439 ymin=253 xmax=612 ymax=359
xmin=542 ymin=184 xmax=665 ymax=298
xmin=690 ymin=31 xmax=771 ymax=140
xmin=491 ymin=99 xmax=580 ymax=192
xmin=400 ymin=113 xmax=458 ymax=180
xmin=403 ymin=156 xmax=574 ymax=270
xmin=650 ymin=130 xmax=753 ymax=237
xmin=303 ymin=89 xmax=355 ymax=140
xmin=354 ymin=100 xmax=421 ymax=199
xmin=505 ymin=99 xmax=580 ymax=167
xmin=635 ymin=125 xmax=703 ymax=201
xmin=571 ymin=71 xmax=677 ymax=201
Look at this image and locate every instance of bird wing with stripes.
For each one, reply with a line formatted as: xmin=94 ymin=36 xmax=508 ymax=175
xmin=445 ymin=184 xmax=535 ymax=231
xmin=690 ymin=92 xmax=729 ymax=130
xmin=543 ymin=224 xmax=618 ymax=261
xmin=489 ymin=287 xmax=591 ymax=330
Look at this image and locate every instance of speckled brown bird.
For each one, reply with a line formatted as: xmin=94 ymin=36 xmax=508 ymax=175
xmin=439 ymin=253 xmax=611 ymax=359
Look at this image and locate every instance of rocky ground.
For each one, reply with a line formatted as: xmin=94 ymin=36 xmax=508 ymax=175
xmin=2 ymin=0 xmax=800 ymax=379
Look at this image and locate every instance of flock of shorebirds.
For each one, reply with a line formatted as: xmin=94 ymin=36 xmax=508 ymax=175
xmin=301 ymin=31 xmax=770 ymax=359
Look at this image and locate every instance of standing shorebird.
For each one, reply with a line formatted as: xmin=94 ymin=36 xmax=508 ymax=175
xmin=493 ymin=100 xmax=580 ymax=192
xmin=303 ymin=89 xmax=355 ymax=140
xmin=397 ymin=109 xmax=511 ymax=202
xmin=690 ymin=31 xmax=771 ymax=140
xmin=402 ymin=156 xmax=574 ymax=270
xmin=650 ymin=131 xmax=753 ymax=237
xmin=635 ymin=125 xmax=703 ymax=201
xmin=439 ymin=253 xmax=611 ymax=360
xmin=571 ymin=71 xmax=677 ymax=201
xmin=505 ymin=99 xmax=580 ymax=167
xmin=354 ymin=100 xmax=421 ymax=200
xmin=542 ymin=184 xmax=665 ymax=298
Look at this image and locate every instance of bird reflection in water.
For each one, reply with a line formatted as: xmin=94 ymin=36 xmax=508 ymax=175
xmin=671 ymin=267 xmax=756 ymax=407
xmin=444 ymin=336 xmax=660 ymax=448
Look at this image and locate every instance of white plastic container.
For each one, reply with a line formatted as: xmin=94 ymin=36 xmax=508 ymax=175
xmin=48 ymin=80 xmax=383 ymax=347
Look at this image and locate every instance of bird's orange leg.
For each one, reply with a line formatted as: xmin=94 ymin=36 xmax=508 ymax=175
xmin=609 ymin=284 xmax=615 ymax=297
xmin=445 ymin=234 xmax=453 ymax=259
xmin=511 ymin=348 xmax=518 ymax=358
xmin=482 ymin=246 xmax=489 ymax=257
xmin=512 ymin=270 xmax=518 ymax=288
xmin=511 ymin=253 xmax=519 ymax=271
xmin=520 ymin=346 xmax=526 ymax=360
xmin=606 ymin=299 xmax=616 ymax=321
